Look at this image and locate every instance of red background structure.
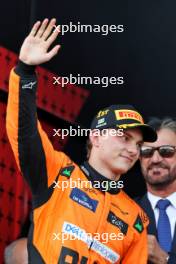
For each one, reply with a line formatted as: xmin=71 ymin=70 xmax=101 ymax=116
xmin=0 ymin=46 xmax=89 ymax=263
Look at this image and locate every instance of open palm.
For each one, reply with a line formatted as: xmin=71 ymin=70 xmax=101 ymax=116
xmin=19 ymin=18 xmax=61 ymax=65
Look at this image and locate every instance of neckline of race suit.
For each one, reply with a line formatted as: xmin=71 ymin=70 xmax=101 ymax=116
xmin=80 ymin=161 xmax=121 ymax=195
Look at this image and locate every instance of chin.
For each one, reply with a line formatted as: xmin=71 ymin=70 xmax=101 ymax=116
xmin=114 ymin=165 xmax=129 ymax=175
xmin=146 ymin=173 xmax=168 ymax=184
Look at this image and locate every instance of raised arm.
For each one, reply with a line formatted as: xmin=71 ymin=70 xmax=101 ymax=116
xmin=19 ymin=18 xmax=60 ymax=65
xmin=6 ymin=19 xmax=66 ymax=195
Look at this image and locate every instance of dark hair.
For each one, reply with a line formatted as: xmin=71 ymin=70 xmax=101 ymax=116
xmin=148 ymin=117 xmax=176 ymax=133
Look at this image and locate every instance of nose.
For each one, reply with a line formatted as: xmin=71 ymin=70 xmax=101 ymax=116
xmin=151 ymin=149 xmax=163 ymax=162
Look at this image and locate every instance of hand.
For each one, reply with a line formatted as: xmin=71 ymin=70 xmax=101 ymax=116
xmin=148 ymin=235 xmax=169 ymax=264
xmin=19 ymin=18 xmax=61 ymax=65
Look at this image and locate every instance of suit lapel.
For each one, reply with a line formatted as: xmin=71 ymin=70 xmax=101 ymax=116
xmin=136 ymin=194 xmax=176 ymax=263
xmin=136 ymin=194 xmax=158 ymax=237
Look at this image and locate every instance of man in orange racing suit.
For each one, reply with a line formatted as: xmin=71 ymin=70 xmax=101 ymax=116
xmin=6 ymin=18 xmax=157 ymax=264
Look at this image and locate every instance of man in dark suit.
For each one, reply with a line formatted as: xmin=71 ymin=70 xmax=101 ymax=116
xmin=136 ymin=117 xmax=176 ymax=264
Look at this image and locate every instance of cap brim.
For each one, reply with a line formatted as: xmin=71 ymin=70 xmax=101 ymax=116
xmin=117 ymin=123 xmax=157 ymax=142
xmin=137 ymin=124 xmax=157 ymax=142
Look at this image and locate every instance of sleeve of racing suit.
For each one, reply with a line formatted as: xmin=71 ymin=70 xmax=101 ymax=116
xmin=121 ymin=228 xmax=148 ymax=264
xmin=6 ymin=61 xmax=66 ymax=195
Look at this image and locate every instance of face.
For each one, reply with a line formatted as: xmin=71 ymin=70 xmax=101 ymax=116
xmin=91 ymin=128 xmax=143 ymax=175
xmin=140 ymin=128 xmax=176 ymax=187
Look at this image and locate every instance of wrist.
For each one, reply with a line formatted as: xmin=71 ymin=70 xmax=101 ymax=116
xmin=15 ymin=60 xmax=36 ymax=76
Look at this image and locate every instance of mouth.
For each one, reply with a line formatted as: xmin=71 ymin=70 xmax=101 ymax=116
xmin=148 ymin=167 xmax=168 ymax=174
xmin=120 ymin=155 xmax=133 ymax=163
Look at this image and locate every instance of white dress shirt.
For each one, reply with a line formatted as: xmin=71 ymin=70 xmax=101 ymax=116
xmin=147 ymin=191 xmax=176 ymax=239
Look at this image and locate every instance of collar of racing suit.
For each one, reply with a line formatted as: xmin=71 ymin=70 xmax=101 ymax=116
xmin=80 ymin=161 xmax=121 ymax=194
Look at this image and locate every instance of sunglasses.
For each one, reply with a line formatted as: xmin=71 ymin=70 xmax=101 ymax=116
xmin=140 ymin=145 xmax=176 ymax=158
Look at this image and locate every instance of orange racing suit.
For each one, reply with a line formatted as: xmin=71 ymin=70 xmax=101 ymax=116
xmin=6 ymin=62 xmax=149 ymax=264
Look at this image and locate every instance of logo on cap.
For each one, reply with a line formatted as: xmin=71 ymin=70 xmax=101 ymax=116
xmin=96 ymin=109 xmax=109 ymax=118
xmin=115 ymin=109 xmax=144 ymax=123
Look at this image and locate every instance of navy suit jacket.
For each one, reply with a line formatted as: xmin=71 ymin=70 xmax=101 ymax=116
xmin=135 ymin=194 xmax=176 ymax=264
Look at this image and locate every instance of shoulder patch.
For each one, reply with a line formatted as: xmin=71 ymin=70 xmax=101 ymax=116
xmin=107 ymin=211 xmax=128 ymax=235
xmin=133 ymin=215 xmax=144 ymax=233
xmin=139 ymin=210 xmax=149 ymax=226
xmin=60 ymin=165 xmax=75 ymax=178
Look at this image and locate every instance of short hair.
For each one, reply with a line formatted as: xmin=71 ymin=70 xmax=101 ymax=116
xmin=148 ymin=117 xmax=176 ymax=133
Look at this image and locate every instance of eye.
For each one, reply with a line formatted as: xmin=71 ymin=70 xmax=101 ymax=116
xmin=122 ymin=134 xmax=129 ymax=141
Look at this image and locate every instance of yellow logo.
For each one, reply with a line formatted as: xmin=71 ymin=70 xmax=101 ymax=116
xmin=97 ymin=109 xmax=109 ymax=118
xmin=115 ymin=109 xmax=144 ymax=123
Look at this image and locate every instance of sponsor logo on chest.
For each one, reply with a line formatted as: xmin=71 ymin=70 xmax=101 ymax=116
xmin=70 ymin=188 xmax=98 ymax=212
xmin=107 ymin=211 xmax=128 ymax=235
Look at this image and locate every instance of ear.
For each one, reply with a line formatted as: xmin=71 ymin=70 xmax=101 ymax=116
xmin=89 ymin=129 xmax=100 ymax=148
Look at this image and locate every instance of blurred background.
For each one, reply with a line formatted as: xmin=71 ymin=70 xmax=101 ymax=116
xmin=0 ymin=0 xmax=176 ymax=262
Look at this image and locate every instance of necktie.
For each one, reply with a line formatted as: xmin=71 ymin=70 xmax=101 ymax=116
xmin=156 ymin=199 xmax=172 ymax=252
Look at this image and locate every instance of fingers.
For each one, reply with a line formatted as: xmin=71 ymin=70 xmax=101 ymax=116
xmin=35 ymin=18 xmax=49 ymax=38
xmin=41 ymin=18 xmax=56 ymax=40
xmin=29 ymin=18 xmax=59 ymax=42
xmin=46 ymin=45 xmax=61 ymax=61
xmin=29 ymin=21 xmax=41 ymax=37
xmin=46 ymin=26 xmax=60 ymax=49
